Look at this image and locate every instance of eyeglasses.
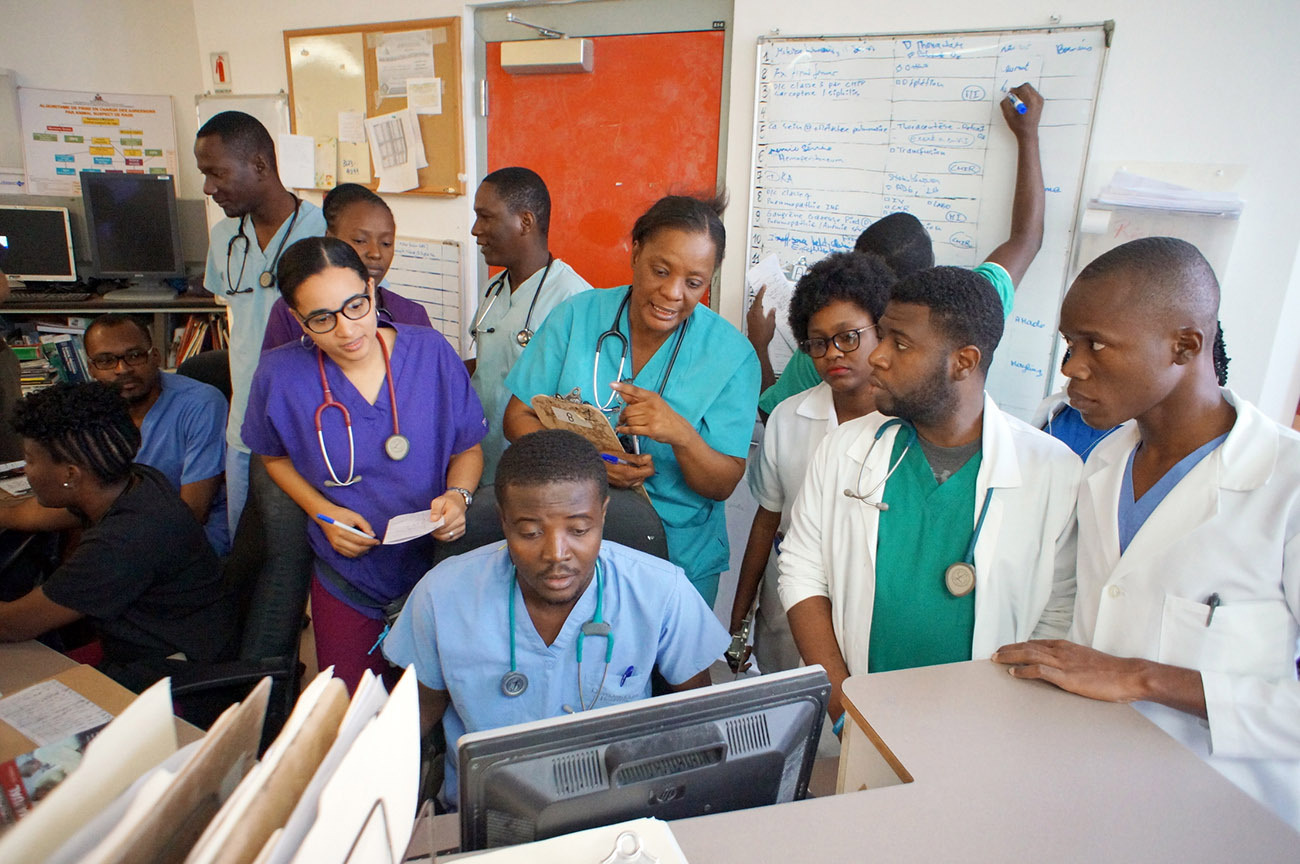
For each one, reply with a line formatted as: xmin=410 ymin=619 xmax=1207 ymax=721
xmin=798 ymin=326 xmax=875 ymax=359
xmin=299 ymin=293 xmax=373 ymax=334
xmin=88 ymin=348 xmax=152 ymax=371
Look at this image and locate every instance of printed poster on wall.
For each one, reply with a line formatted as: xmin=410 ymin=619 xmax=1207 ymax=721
xmin=18 ymin=87 xmax=179 ymax=196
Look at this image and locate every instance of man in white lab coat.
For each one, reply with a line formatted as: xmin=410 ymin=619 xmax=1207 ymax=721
xmin=994 ymin=237 xmax=1300 ymax=830
xmin=779 ymin=267 xmax=1081 ymax=734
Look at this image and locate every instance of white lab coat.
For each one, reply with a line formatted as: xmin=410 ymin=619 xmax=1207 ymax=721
xmin=1070 ymin=389 xmax=1300 ymax=830
xmin=778 ymin=393 xmax=1081 ymax=674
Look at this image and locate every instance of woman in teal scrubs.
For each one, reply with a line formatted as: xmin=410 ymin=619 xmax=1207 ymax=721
xmin=502 ymin=196 xmax=759 ymax=605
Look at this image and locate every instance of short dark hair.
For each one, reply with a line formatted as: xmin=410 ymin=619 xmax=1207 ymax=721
xmin=631 ymin=194 xmax=727 ymax=266
xmin=196 ymin=111 xmax=277 ymax=169
xmin=890 ymin=266 xmax=1005 ymax=373
xmin=12 ymin=382 xmax=140 ymax=484
xmin=855 ymin=212 xmax=935 ymax=278
xmin=276 ymin=236 xmax=370 ymax=308
xmin=495 ymin=430 xmax=608 ymax=505
xmin=1076 ymin=236 xmax=1220 ymax=332
xmin=85 ymin=313 xmax=152 ymax=349
xmin=322 ymin=183 xmax=392 ymax=232
xmin=482 ymin=167 xmax=552 ymax=237
xmin=1213 ymin=320 xmax=1230 ymax=386
xmin=788 ymin=252 xmax=896 ymax=343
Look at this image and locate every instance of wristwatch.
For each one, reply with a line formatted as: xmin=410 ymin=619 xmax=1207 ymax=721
xmin=447 ymin=486 xmax=473 ymax=508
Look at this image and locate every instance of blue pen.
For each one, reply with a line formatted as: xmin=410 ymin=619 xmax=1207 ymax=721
xmin=1006 ymin=92 xmax=1028 ymax=114
xmin=619 ymin=665 xmax=636 ymax=686
xmin=601 ymin=453 xmax=633 ymax=467
xmin=316 ymin=513 xmax=375 ymax=540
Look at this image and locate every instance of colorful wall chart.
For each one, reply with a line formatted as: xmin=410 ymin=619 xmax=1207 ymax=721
xmin=19 ymin=88 xmax=179 ymax=196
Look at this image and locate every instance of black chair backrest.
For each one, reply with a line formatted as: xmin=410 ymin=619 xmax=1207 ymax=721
xmin=176 ymin=349 xmax=232 ymax=402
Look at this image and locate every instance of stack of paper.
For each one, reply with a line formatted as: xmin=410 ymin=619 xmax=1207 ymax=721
xmin=1095 ymin=171 xmax=1244 ymax=215
xmin=745 ymin=253 xmax=799 ymax=376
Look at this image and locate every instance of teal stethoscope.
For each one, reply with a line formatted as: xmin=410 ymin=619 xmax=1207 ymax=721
xmin=501 ymin=561 xmax=614 ymax=711
xmin=842 ymin=418 xmax=994 ymax=598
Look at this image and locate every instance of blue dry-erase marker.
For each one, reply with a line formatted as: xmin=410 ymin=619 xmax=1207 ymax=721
xmin=620 ymin=665 xmax=636 ymax=686
xmin=316 ymin=513 xmax=375 ymax=540
xmin=1006 ymin=92 xmax=1027 ymax=114
xmin=601 ymin=453 xmax=633 ymax=467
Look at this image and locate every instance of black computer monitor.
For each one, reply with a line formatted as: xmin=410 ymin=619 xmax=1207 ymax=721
xmin=457 ymin=666 xmax=830 ymax=852
xmin=0 ymin=205 xmax=77 ymax=282
xmin=80 ymin=172 xmax=184 ymax=279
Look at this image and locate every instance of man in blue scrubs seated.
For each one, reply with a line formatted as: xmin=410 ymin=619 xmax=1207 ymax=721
xmin=751 ymin=83 xmax=1046 ymax=415
xmin=195 ymin=111 xmax=327 ymax=538
xmin=0 ymin=314 xmax=230 ymax=554
xmin=993 ymin=238 xmax=1300 ymax=830
xmin=779 ymin=267 xmax=1081 ymax=735
xmin=383 ymin=429 xmax=729 ymax=807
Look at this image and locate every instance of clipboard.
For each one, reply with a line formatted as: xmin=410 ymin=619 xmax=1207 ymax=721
xmin=530 ymin=395 xmax=651 ymax=504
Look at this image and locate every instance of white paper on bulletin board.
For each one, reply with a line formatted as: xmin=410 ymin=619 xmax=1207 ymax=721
xmin=288 ymin=32 xmax=370 ymax=188
xmin=19 ymin=87 xmax=179 ymax=196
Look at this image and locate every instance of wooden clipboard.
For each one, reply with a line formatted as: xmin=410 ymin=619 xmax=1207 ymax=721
xmin=530 ymin=395 xmax=651 ymax=504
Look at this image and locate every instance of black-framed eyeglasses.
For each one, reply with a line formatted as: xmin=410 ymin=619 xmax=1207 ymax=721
xmin=299 ymin=293 xmax=373 ymax=334
xmin=88 ymin=348 xmax=152 ymax=371
xmin=798 ymin=326 xmax=875 ymax=358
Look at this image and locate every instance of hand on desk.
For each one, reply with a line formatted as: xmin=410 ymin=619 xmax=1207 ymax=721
xmin=991 ymin=639 xmax=1208 ymax=719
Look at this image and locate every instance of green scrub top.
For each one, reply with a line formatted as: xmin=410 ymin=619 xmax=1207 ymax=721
xmin=867 ymin=433 xmax=981 ymax=673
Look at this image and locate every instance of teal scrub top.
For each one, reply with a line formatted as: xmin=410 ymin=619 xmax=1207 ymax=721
xmin=867 ymin=434 xmax=981 ymax=673
xmin=505 ymin=287 xmax=760 ymax=597
xmin=759 ymin=261 xmax=1016 ymax=414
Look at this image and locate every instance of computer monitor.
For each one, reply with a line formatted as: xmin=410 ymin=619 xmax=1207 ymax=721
xmin=458 ymin=666 xmax=830 ymax=851
xmin=80 ymin=172 xmax=184 ymax=279
xmin=0 ymin=205 xmax=77 ymax=282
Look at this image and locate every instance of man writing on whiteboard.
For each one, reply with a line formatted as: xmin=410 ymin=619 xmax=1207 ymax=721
xmin=775 ymin=87 xmax=1084 ymax=738
xmin=750 ymin=83 xmax=1048 ymax=414
xmin=194 ymin=111 xmax=327 ymax=535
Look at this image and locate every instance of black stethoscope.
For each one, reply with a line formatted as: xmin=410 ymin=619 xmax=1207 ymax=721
xmin=501 ymin=561 xmax=614 ymax=712
xmin=470 ymin=255 xmax=554 ymax=348
xmin=591 ymin=286 xmax=688 ymax=418
xmin=225 ymin=196 xmax=302 ymax=294
xmin=842 ymin=417 xmax=993 ymax=598
xmin=314 ymin=332 xmax=408 ymax=487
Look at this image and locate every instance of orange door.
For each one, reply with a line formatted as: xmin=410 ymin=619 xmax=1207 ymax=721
xmin=485 ymin=31 xmax=726 ymax=291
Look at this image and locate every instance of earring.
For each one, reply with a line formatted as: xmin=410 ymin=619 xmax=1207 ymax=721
xmin=300 ymin=333 xmax=313 ymax=349
xmin=62 ymin=482 xmax=71 ymax=488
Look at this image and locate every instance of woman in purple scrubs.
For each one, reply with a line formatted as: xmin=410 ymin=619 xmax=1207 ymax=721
xmin=244 ymin=236 xmax=485 ymax=692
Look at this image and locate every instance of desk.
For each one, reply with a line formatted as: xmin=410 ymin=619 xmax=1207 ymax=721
xmin=0 ymin=639 xmax=203 ymax=747
xmin=667 ymin=661 xmax=1299 ymax=861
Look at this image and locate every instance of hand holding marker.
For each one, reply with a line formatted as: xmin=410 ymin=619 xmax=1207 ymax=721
xmin=1006 ymin=92 xmax=1028 ymax=114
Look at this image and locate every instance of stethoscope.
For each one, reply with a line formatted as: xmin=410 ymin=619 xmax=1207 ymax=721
xmin=843 ymin=417 xmax=994 ymax=598
xmin=470 ymin=255 xmax=554 ymax=348
xmin=225 ymin=196 xmax=301 ymax=294
xmin=314 ymin=331 xmax=408 ymax=487
xmin=591 ymin=287 xmax=688 ymax=420
xmin=501 ymin=561 xmax=614 ymax=712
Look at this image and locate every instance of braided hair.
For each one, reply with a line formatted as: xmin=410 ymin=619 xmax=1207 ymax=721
xmin=12 ymin=383 xmax=140 ymax=484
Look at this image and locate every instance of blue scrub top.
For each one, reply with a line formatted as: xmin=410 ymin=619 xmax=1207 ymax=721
xmin=382 ymin=540 xmax=731 ymax=805
xmin=504 ymin=287 xmax=760 ymax=592
xmin=243 ymin=323 xmax=487 ymax=612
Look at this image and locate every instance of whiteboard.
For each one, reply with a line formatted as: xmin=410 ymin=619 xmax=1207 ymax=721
xmin=748 ymin=25 xmax=1109 ymax=419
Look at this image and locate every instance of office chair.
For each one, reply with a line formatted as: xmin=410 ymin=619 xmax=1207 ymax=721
xmin=176 ymin=349 xmax=232 ymax=401
xmin=167 ymin=457 xmax=313 ymax=749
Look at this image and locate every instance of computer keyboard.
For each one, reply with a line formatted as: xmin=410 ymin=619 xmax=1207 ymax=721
xmin=8 ymin=290 xmax=97 ymax=303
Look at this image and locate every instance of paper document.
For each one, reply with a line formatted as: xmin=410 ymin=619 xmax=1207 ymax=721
xmin=0 ymin=475 xmax=31 ymax=495
xmin=406 ymin=77 xmax=442 ymax=115
xmin=1095 ymin=171 xmax=1244 ymax=215
xmin=745 ymin=253 xmax=798 ymax=375
xmin=364 ymin=109 xmax=420 ymax=192
xmin=276 ymin=133 xmax=316 ymax=190
xmin=0 ymin=680 xmax=113 ymax=746
xmin=375 ymin=30 xmax=435 ymax=97
xmin=383 ymin=510 xmax=444 ymax=545
xmin=463 ymin=817 xmax=690 ymax=863
xmin=337 ymin=112 xmax=366 ymax=144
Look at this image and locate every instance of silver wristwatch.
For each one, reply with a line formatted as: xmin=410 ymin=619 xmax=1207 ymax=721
xmin=448 ymin=486 xmax=473 ymax=507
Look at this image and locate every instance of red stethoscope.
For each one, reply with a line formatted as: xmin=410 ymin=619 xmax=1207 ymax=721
xmin=315 ymin=333 xmax=408 ymax=487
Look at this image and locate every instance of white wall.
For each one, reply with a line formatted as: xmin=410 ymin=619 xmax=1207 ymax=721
xmin=5 ymin=0 xmax=1298 ymax=420
xmin=0 ymin=0 xmax=207 ymax=199
xmin=720 ymin=0 xmax=1300 ymax=422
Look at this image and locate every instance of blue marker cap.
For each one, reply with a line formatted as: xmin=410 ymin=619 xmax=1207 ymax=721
xmin=1006 ymin=93 xmax=1028 ymax=114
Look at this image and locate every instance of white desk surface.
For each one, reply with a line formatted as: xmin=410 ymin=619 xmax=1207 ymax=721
xmin=669 ymin=660 xmax=1299 ymax=861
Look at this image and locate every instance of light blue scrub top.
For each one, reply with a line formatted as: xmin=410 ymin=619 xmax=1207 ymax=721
xmin=504 ymin=287 xmax=760 ymax=596
xmin=382 ymin=540 xmax=731 ymax=805
xmin=1118 ymin=433 xmax=1228 ymax=554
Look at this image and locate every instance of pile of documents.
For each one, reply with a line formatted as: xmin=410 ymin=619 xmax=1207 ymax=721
xmin=0 ymin=667 xmax=421 ymax=864
xmin=1095 ymin=171 xmax=1245 ymax=216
